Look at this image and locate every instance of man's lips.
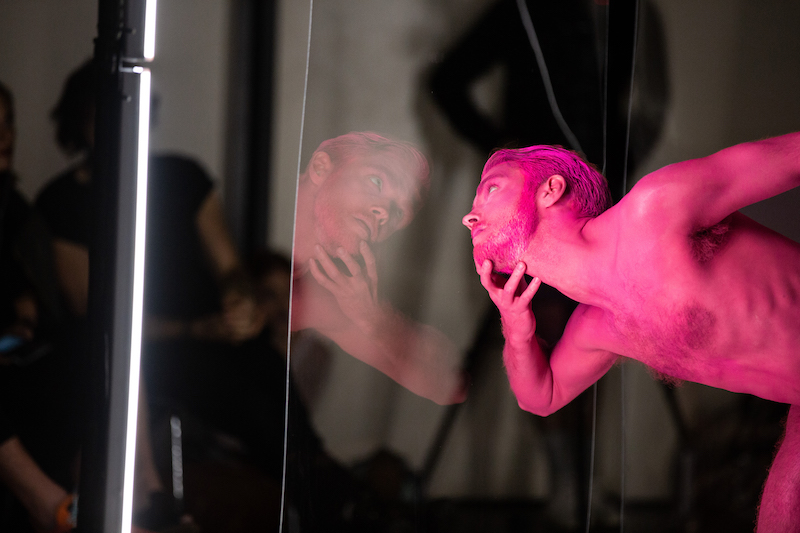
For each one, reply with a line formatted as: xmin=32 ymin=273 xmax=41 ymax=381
xmin=471 ymin=226 xmax=485 ymax=241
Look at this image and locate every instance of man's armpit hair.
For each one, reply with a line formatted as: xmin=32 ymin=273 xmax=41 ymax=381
xmin=646 ymin=365 xmax=685 ymax=388
xmin=690 ymin=216 xmax=732 ymax=263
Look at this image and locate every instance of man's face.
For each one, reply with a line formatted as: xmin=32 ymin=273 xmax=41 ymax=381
xmin=313 ymin=152 xmax=418 ymax=256
xmin=0 ymin=97 xmax=14 ymax=173
xmin=462 ymin=162 xmax=538 ymax=274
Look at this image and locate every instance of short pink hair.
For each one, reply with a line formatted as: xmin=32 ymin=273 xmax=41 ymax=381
xmin=484 ymin=145 xmax=612 ymax=218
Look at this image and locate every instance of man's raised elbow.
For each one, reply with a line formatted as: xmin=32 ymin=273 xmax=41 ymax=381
xmin=438 ymin=372 xmax=469 ymax=405
xmin=429 ymin=384 xmax=467 ymax=405
xmin=417 ymin=370 xmax=468 ymax=405
xmin=516 ymin=398 xmax=557 ymax=417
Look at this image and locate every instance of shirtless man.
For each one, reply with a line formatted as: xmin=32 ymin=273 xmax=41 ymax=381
xmin=292 ymin=132 xmax=465 ymax=405
xmin=461 ymin=134 xmax=800 ymax=531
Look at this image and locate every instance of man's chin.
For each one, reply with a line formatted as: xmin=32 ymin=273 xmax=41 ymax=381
xmin=318 ymin=238 xmax=367 ymax=272
xmin=473 ymin=247 xmax=515 ymax=275
xmin=318 ymin=236 xmax=360 ymax=257
xmin=491 ymin=261 xmax=515 ymax=275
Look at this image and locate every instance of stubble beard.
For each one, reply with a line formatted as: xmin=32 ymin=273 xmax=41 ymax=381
xmin=312 ymin=195 xmax=360 ymax=257
xmin=473 ymin=204 xmax=538 ymax=274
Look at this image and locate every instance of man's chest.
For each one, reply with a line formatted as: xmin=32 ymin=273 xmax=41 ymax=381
xmin=588 ymin=228 xmax=721 ymax=375
xmin=602 ymin=295 xmax=719 ymax=380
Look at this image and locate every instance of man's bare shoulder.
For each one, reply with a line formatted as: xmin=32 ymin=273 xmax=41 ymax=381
xmin=581 ymin=168 xmax=678 ymax=233
xmin=621 ymin=167 xmax=687 ymax=219
xmin=615 ymin=134 xmax=800 ymax=232
xmin=590 ymin=164 xmax=715 ymax=240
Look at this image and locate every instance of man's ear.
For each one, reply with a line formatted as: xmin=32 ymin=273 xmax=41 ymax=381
xmin=308 ymin=151 xmax=333 ymax=185
xmin=539 ymin=174 xmax=567 ymax=208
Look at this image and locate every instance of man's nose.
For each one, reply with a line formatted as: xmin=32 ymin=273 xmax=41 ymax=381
xmin=371 ymin=205 xmax=389 ymax=227
xmin=462 ymin=211 xmax=479 ymax=229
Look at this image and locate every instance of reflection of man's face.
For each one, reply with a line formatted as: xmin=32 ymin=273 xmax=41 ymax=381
xmin=313 ymin=152 xmax=418 ymax=256
xmin=0 ymin=97 xmax=14 ymax=173
xmin=463 ymin=162 xmax=538 ymax=274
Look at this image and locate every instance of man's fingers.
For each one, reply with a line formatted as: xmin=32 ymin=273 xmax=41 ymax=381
xmin=478 ymin=260 xmax=495 ymax=291
xmin=503 ymin=262 xmax=527 ymax=295
xmin=360 ymin=241 xmax=378 ymax=284
xmin=336 ymin=247 xmax=362 ymax=276
xmin=314 ymin=245 xmax=344 ymax=281
xmin=308 ymin=257 xmax=337 ymax=291
xmin=520 ymin=276 xmax=541 ymax=303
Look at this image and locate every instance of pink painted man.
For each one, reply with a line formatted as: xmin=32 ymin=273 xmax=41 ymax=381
xmin=462 ymin=134 xmax=800 ymax=531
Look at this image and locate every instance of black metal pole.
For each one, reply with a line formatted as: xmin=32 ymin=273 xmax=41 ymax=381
xmin=78 ymin=0 xmax=151 ymax=530
xmin=76 ymin=1 xmax=125 ymax=530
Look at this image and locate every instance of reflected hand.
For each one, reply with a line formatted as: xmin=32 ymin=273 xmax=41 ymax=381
xmin=479 ymin=260 xmax=541 ymax=344
xmin=309 ymin=241 xmax=381 ymax=334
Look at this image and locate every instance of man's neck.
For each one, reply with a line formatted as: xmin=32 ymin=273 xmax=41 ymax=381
xmin=521 ymin=215 xmax=610 ymax=307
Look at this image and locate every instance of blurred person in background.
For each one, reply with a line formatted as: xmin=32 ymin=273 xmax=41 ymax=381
xmin=0 ymin=79 xmax=79 ymax=533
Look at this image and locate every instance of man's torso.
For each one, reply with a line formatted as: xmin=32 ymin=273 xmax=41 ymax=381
xmin=577 ymin=207 xmax=800 ymax=404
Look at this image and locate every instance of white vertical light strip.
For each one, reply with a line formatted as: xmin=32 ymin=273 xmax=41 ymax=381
xmin=143 ymin=0 xmax=158 ymax=60
xmin=120 ymin=66 xmax=151 ymax=533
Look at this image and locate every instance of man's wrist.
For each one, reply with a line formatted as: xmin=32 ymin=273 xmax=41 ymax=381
xmin=502 ymin=324 xmax=537 ymax=347
xmin=351 ymin=301 xmax=390 ymax=337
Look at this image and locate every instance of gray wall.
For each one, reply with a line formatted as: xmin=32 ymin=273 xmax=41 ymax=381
xmin=0 ymin=0 xmax=231 ymax=202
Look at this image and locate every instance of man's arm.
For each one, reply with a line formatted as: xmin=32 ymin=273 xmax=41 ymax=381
xmin=195 ymin=190 xmax=262 ymax=342
xmin=51 ymin=239 xmax=89 ymax=318
xmin=631 ymin=132 xmax=800 ymax=230
xmin=480 ymin=260 xmax=617 ymax=416
xmin=305 ymin=242 xmax=466 ymax=405
xmin=0 ymin=436 xmax=73 ymax=532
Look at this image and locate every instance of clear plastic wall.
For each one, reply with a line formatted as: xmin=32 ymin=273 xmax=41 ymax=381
xmin=278 ymin=1 xmax=800 ymax=531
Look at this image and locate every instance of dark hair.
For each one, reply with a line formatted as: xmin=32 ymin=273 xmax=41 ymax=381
xmin=51 ymin=60 xmax=97 ymax=154
xmin=0 ymin=80 xmax=14 ymax=126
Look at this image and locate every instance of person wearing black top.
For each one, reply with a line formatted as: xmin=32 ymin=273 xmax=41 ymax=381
xmin=0 ymin=80 xmax=79 ymax=533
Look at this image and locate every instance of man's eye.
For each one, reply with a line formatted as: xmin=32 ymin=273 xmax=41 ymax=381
xmin=488 ymin=185 xmax=499 ymax=193
xmin=370 ymin=176 xmax=383 ymax=191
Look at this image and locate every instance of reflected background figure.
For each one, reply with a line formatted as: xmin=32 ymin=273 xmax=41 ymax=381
xmin=428 ymin=0 xmax=668 ymax=194
xmin=429 ymin=0 xmax=603 ymax=162
xmin=291 ymin=132 xmax=466 ymax=406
